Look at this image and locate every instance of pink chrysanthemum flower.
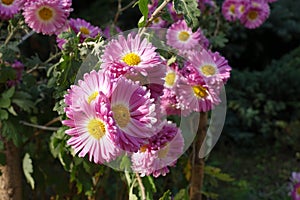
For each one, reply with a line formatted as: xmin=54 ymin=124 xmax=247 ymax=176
xmin=0 ymin=0 xmax=23 ymax=20
xmin=291 ymin=183 xmax=300 ymax=200
xmin=166 ymin=20 xmax=208 ymax=52
xmin=23 ymin=0 xmax=72 ymax=35
xmin=240 ymin=0 xmax=270 ymax=29
xmin=177 ymin=77 xmax=221 ymax=113
xmin=110 ymin=77 xmax=158 ymax=152
xmin=290 ymin=172 xmax=300 ymax=200
xmin=64 ymin=70 xmax=115 ymax=111
xmin=63 ymin=95 xmax=121 ymax=164
xmin=69 ymin=18 xmax=101 ymax=42
xmin=222 ymin=0 xmax=247 ymax=21
xmin=101 ymin=33 xmax=161 ymax=78
xmin=150 ymin=17 xmax=167 ymax=28
xmin=131 ymin=121 xmax=184 ymax=177
xmin=184 ymin=49 xmax=231 ymax=85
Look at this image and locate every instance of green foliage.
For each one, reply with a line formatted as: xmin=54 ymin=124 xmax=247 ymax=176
xmin=174 ymin=0 xmax=201 ymax=29
xmin=138 ymin=0 xmax=149 ymax=27
xmin=22 ymin=153 xmax=34 ymax=189
xmin=159 ymin=190 xmax=171 ymax=200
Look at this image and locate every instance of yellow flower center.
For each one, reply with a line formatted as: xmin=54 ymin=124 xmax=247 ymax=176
xmin=122 ymin=53 xmax=141 ymax=66
xmin=297 ymin=186 xmax=300 ymax=195
xmin=201 ymin=65 xmax=216 ymax=76
xmin=112 ymin=104 xmax=130 ymax=128
xmin=140 ymin=145 xmax=148 ymax=153
xmin=165 ymin=72 xmax=176 ymax=87
xmin=153 ymin=17 xmax=160 ymax=24
xmin=87 ymin=91 xmax=98 ymax=104
xmin=158 ymin=144 xmax=170 ymax=159
xmin=80 ymin=27 xmax=90 ymax=35
xmin=87 ymin=119 xmax=106 ymax=140
xmin=38 ymin=7 xmax=53 ymax=21
xmin=1 ymin=0 xmax=14 ymax=5
xmin=248 ymin=11 xmax=258 ymax=20
xmin=192 ymin=85 xmax=208 ymax=99
xmin=178 ymin=31 xmax=190 ymax=42
xmin=229 ymin=4 xmax=235 ymax=14
xmin=239 ymin=5 xmax=245 ymax=13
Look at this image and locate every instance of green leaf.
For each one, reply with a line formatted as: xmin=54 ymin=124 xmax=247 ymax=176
xmin=22 ymin=153 xmax=34 ymax=189
xmin=174 ymin=189 xmax=190 ymax=200
xmin=142 ymin=176 xmax=156 ymax=200
xmin=2 ymin=87 xmax=15 ymax=99
xmin=138 ymin=0 xmax=149 ymax=27
xmin=0 ymin=97 xmax=11 ymax=108
xmin=129 ymin=179 xmax=138 ymax=200
xmin=174 ymin=0 xmax=201 ymax=29
xmin=159 ymin=190 xmax=171 ymax=200
xmin=1 ymin=119 xmax=22 ymax=146
xmin=0 ymin=109 xmax=8 ymax=120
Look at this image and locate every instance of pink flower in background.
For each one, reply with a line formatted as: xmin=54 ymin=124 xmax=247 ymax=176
xmin=101 ymin=33 xmax=161 ymax=78
xmin=63 ymin=95 xmax=121 ymax=164
xmin=185 ymin=49 xmax=231 ymax=85
xmin=166 ymin=20 xmax=208 ymax=52
xmin=69 ymin=18 xmax=101 ymax=42
xmin=290 ymin=172 xmax=300 ymax=200
xmin=131 ymin=121 xmax=184 ymax=177
xmin=222 ymin=0 xmax=243 ymax=22
xmin=150 ymin=17 xmax=167 ymax=28
xmin=0 ymin=0 xmax=23 ymax=20
xmin=103 ymin=25 xmax=121 ymax=39
xmin=198 ymin=0 xmax=216 ymax=13
xmin=23 ymin=0 xmax=72 ymax=35
xmin=240 ymin=0 xmax=270 ymax=29
xmin=7 ymin=60 xmax=24 ymax=87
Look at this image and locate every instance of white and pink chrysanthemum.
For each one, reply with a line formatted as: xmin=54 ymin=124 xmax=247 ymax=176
xmin=64 ymin=70 xmax=115 ymax=111
xmin=131 ymin=121 xmax=184 ymax=177
xmin=150 ymin=17 xmax=167 ymax=28
xmin=166 ymin=20 xmax=209 ymax=52
xmin=69 ymin=18 xmax=101 ymax=42
xmin=101 ymin=33 xmax=161 ymax=78
xmin=111 ymin=77 xmax=158 ymax=152
xmin=222 ymin=0 xmax=243 ymax=22
xmin=22 ymin=0 xmax=72 ymax=35
xmin=240 ymin=0 xmax=270 ymax=29
xmin=184 ymin=49 xmax=231 ymax=85
xmin=177 ymin=77 xmax=221 ymax=113
xmin=198 ymin=0 xmax=216 ymax=13
xmin=63 ymin=95 xmax=121 ymax=164
xmin=0 ymin=0 xmax=23 ymax=20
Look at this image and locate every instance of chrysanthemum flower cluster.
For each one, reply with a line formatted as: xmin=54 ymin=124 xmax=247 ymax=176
xmin=222 ymin=0 xmax=276 ymax=29
xmin=63 ymin=19 xmax=231 ymax=176
xmin=0 ymin=0 xmax=102 ymax=48
xmin=290 ymin=172 xmax=300 ymax=200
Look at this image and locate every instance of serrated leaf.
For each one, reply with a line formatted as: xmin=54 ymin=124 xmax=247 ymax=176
xmin=159 ymin=190 xmax=171 ymax=200
xmin=0 ymin=109 xmax=8 ymax=120
xmin=138 ymin=0 xmax=149 ymax=27
xmin=1 ymin=120 xmax=22 ymax=146
xmin=22 ymin=153 xmax=34 ymax=189
xmin=174 ymin=0 xmax=201 ymax=29
xmin=12 ymin=99 xmax=35 ymax=113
